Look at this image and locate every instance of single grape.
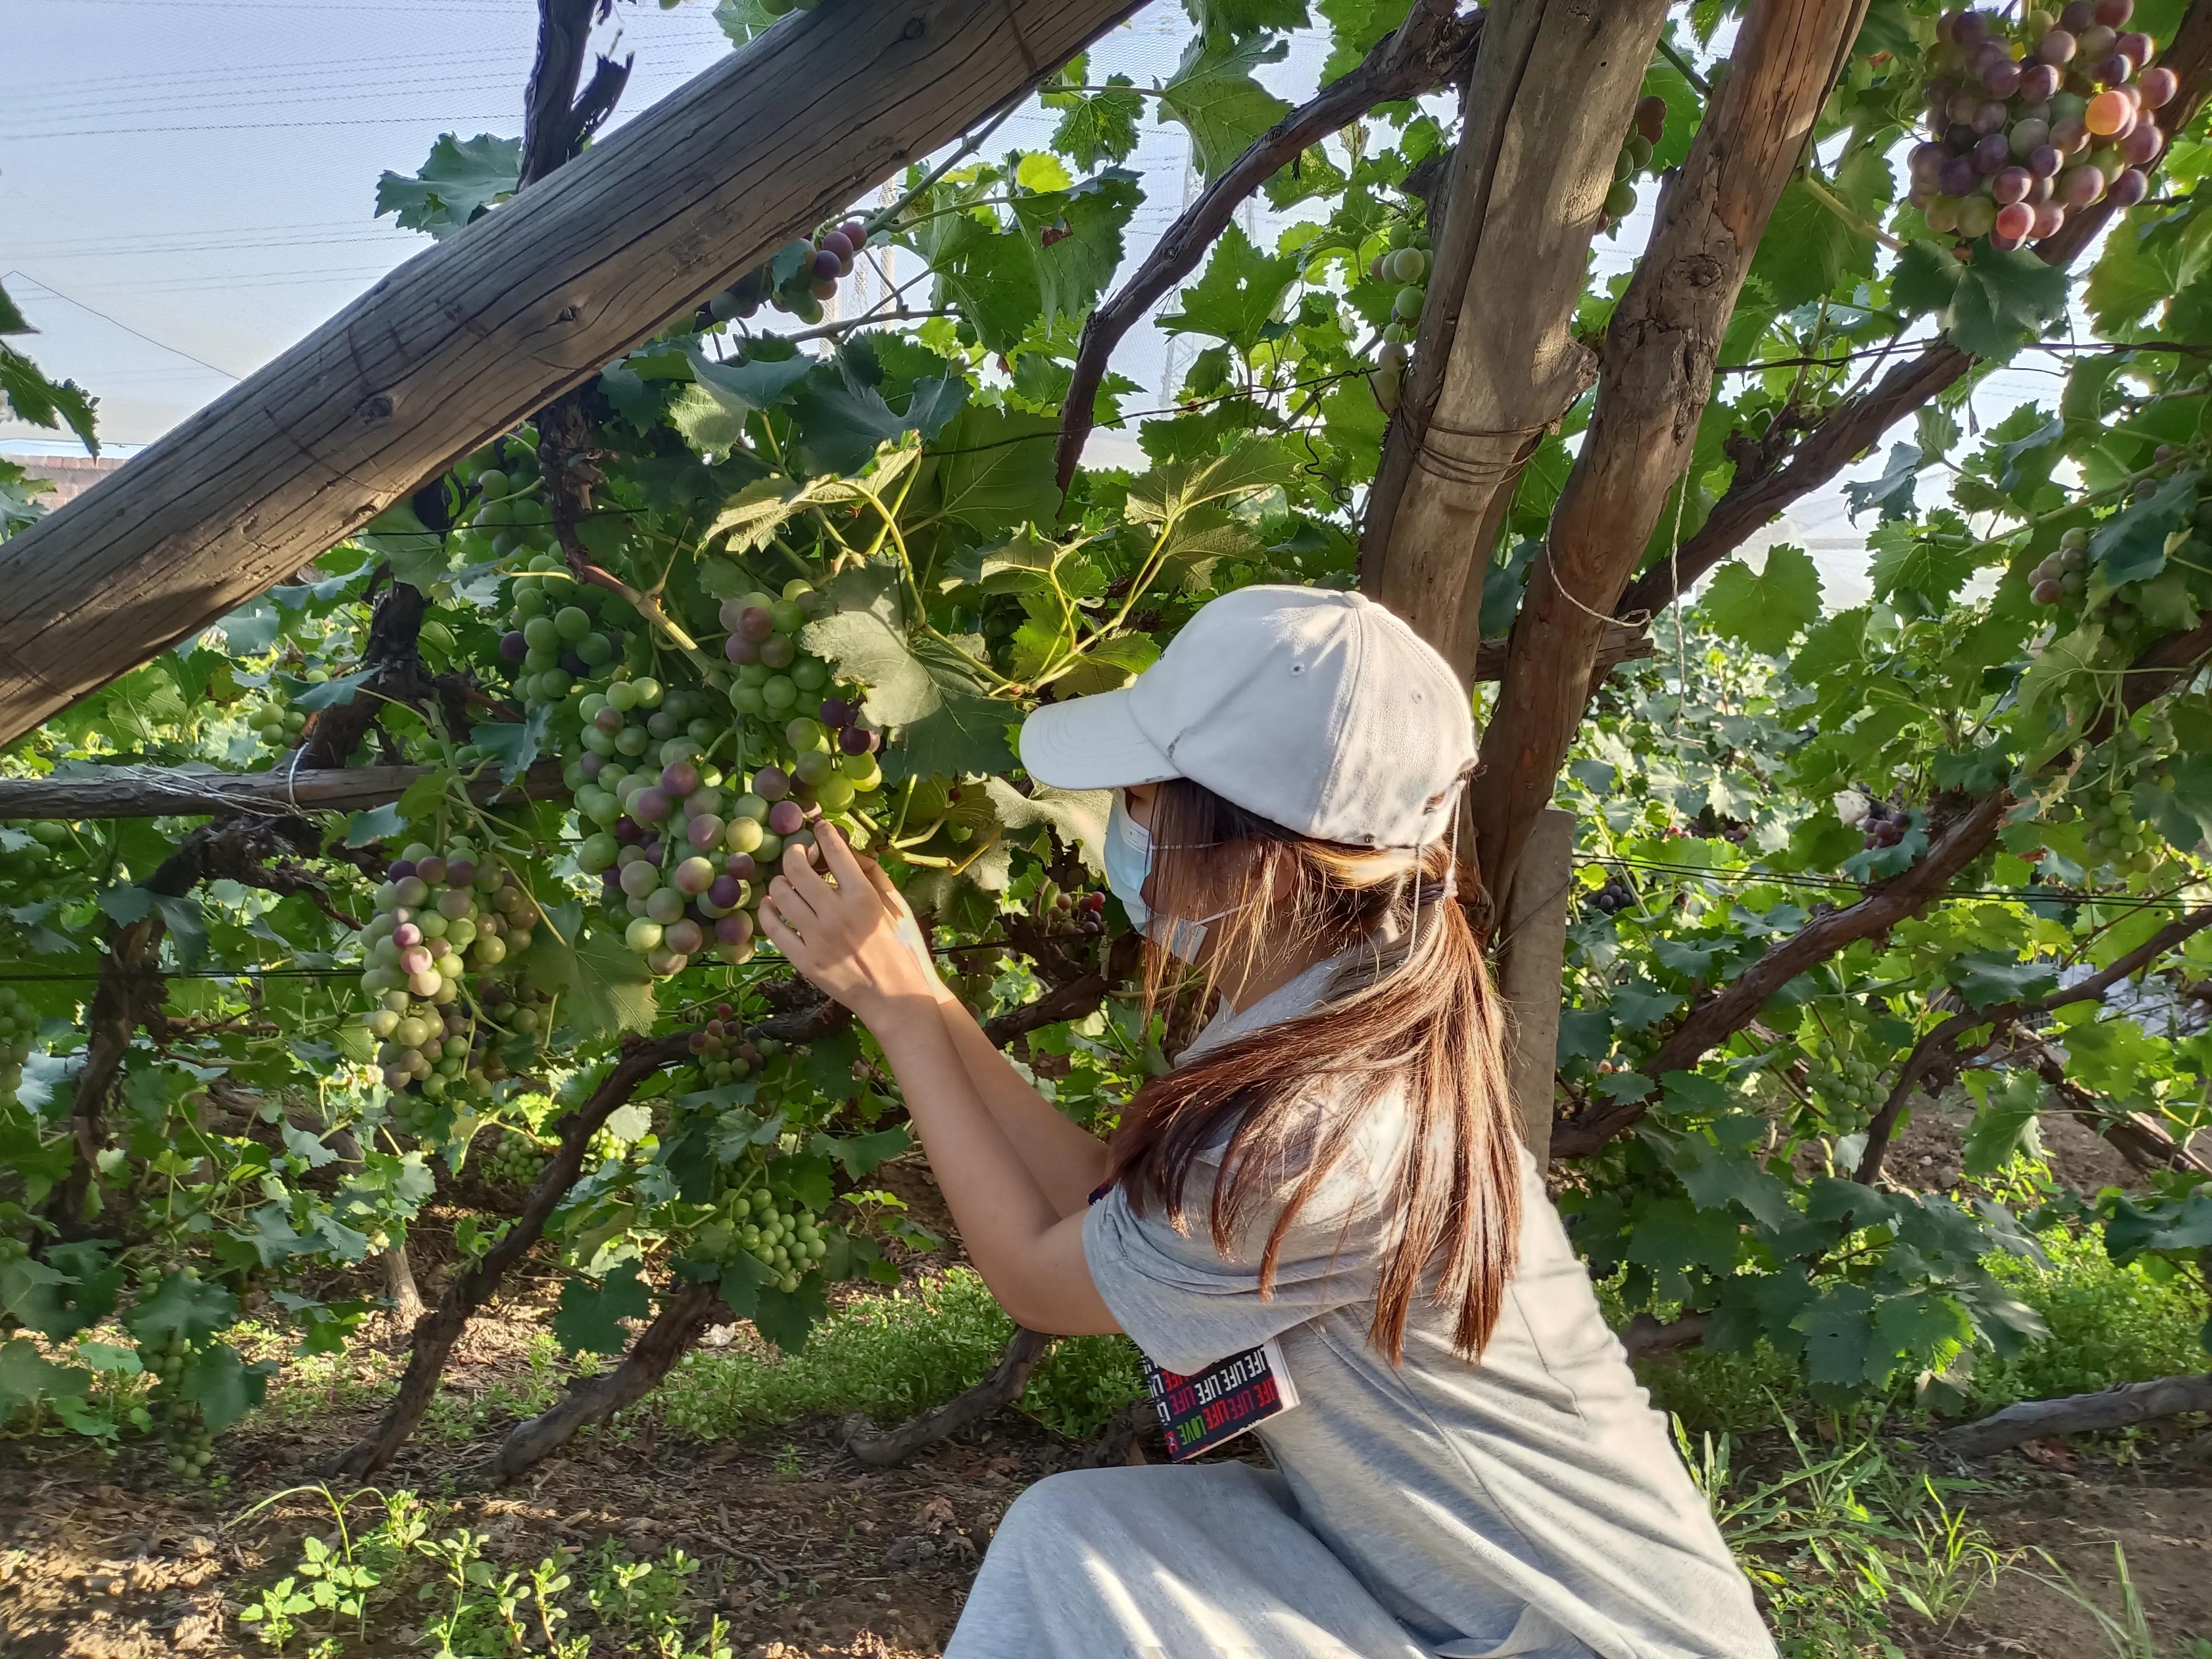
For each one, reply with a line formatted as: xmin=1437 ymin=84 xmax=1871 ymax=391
xmin=1633 ymin=93 xmax=1666 ymax=144
xmin=2140 ymin=65 xmax=2178 ymax=106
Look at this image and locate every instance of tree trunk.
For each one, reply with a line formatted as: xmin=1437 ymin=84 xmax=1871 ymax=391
xmin=1469 ymin=0 xmax=1870 ymax=917
xmin=382 ymin=1243 xmax=427 ymax=1329
xmin=1361 ymin=0 xmax=1671 ymax=671
xmin=0 ymin=0 xmax=1146 ymax=745
xmin=494 ymin=1278 xmax=722 ymax=1478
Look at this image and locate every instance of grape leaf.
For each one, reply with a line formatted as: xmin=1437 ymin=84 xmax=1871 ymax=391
xmin=1317 ymin=0 xmax=1410 ymax=79
xmin=1671 ymin=1117 xmax=1798 ymax=1234
xmin=1892 ymin=240 xmax=1964 ymax=318
xmin=0 ymin=345 xmax=100 ymax=453
xmin=0 ymin=282 xmax=29 ymax=337
xmin=1749 ymin=178 xmax=1872 ymax=312
xmin=530 ymin=911 xmax=657 ymax=1040
xmin=1013 ymin=170 xmax=1143 ymax=331
xmin=123 ymin=1272 xmax=239 ymax=1348
xmin=1792 ymin=1283 xmax=1883 ymax=1391
xmin=716 ymin=1253 xmax=772 ymax=1321
xmin=1185 ymin=0 xmax=1308 ymax=38
xmin=1842 ymin=444 xmax=1923 ymax=525
xmin=928 ymin=405 xmax=1062 ymax=535
xmin=802 ymin=585 xmax=1019 ymax=783
xmin=374 ymin=133 xmax=522 ymax=240
xmin=0 ymin=1337 xmax=89 ymax=1421
xmin=981 ymin=777 xmax=1110 ymax=872
xmin=813 ymin=1125 xmax=911 ymax=1179
xmin=1155 ymin=33 xmax=1294 ymax=181
xmin=471 ymin=702 xmax=553 ymax=785
xmin=1872 ymin=1290 xmax=1972 ymax=1372
xmin=1623 ymin=1197 xmax=1742 ymax=1275
xmin=751 ymin=1274 xmax=828 ymax=1356
xmin=1161 ymin=224 xmax=1300 ymax=350
xmin=1960 ymin=1069 xmax=2045 ymax=1177
xmin=552 ymin=1260 xmax=651 ymax=1356
xmin=1948 ymin=951 xmax=2058 ymax=1011
xmin=2086 ymin=196 xmax=2212 ymax=335
xmin=1045 ymin=77 xmax=1144 ymax=169
xmin=1867 ymin=523 xmax=1977 ymax=607
xmin=179 ymin=1341 xmax=273 ymax=1434
xmin=1698 ymin=545 xmax=1823 ymax=655
xmin=1948 ymin=246 xmax=2069 ymax=361
xmin=2090 ymin=467 xmax=2198 ymax=586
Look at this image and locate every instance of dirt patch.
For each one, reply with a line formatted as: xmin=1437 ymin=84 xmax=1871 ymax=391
xmin=1883 ymin=1089 xmax=2144 ymax=1198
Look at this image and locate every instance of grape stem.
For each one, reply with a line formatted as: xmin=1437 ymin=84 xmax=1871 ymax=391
xmin=862 ymin=92 xmax=1027 ymax=242
xmin=1655 ymin=34 xmax=1710 ymax=97
xmin=1796 ymin=172 xmax=1903 ymax=253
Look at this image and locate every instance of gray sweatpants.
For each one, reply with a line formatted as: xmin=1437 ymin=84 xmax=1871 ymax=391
xmin=947 ymin=1463 xmax=1582 ymax=1659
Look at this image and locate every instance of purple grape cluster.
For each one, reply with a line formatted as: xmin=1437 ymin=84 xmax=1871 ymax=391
xmin=705 ymin=218 xmax=871 ymax=329
xmin=1909 ymin=2 xmax=2175 ymax=250
xmin=1861 ymin=798 xmax=1910 ymax=851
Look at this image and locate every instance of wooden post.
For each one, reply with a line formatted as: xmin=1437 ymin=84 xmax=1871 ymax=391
xmin=1496 ymin=806 xmax=1573 ymax=1162
xmin=0 ymin=0 xmax=1143 ymax=745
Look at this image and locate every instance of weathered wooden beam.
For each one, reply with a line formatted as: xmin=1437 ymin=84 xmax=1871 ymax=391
xmin=0 ymin=758 xmax=566 ymax=821
xmin=1470 ymin=0 xmax=1869 ymax=917
xmin=0 ymin=0 xmax=1142 ymax=745
xmin=1360 ymin=0 xmax=1671 ymax=665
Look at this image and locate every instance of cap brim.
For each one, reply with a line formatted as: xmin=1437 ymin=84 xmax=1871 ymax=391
xmin=1019 ymin=689 xmax=1178 ymax=791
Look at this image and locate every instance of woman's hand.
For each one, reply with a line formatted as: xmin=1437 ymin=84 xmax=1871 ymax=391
xmin=757 ymin=823 xmax=944 ymax=1027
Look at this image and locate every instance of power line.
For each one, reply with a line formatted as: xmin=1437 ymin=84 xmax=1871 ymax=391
xmin=1 ymin=272 xmax=243 ymax=380
xmin=4 ymin=115 xmax=529 ymax=140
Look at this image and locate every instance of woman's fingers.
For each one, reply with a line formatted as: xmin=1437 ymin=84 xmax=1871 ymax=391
xmin=781 ymin=839 xmax=838 ymax=912
xmin=817 ymin=820 xmax=870 ymax=891
xmin=755 ymin=893 xmax=806 ymax=960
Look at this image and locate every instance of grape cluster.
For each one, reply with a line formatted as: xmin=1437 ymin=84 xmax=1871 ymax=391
xmin=2069 ymin=716 xmax=2170 ymax=874
xmin=0 ymin=985 xmax=34 ymax=1108
xmin=2027 ymin=526 xmax=2092 ymax=606
xmin=1366 ymin=217 xmax=1431 ymax=415
xmin=1603 ymin=95 xmax=1670 ymax=235
xmin=1861 ymin=798 xmax=1911 ymax=851
xmin=359 ymin=838 xmax=534 ymax=1004
xmin=460 ymin=446 xmax=556 ymax=565
xmin=498 ymin=561 xmax=626 ymax=716
xmin=1033 ymin=879 xmax=1106 ymax=937
xmin=705 ymin=219 xmax=871 ymax=329
xmin=683 ymin=1005 xmax=764 ymax=1086
xmin=240 ymin=676 xmax=318 ymax=753
xmin=481 ymin=1126 xmax=550 ymax=1186
xmin=1910 ymin=2 xmax=2174 ymax=250
xmin=144 ymin=1324 xmax=219 ymax=1480
xmin=706 ymin=1184 xmax=826 ymax=1294
xmin=1587 ymin=878 xmax=1638 ymax=916
xmin=1818 ymin=1055 xmax=1887 ymax=1116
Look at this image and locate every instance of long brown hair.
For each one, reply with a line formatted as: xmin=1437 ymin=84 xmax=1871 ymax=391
xmin=1105 ymin=779 xmax=1522 ymax=1364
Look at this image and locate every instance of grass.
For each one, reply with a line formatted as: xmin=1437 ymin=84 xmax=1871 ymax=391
xmin=653 ymin=1269 xmax=1142 ymax=1445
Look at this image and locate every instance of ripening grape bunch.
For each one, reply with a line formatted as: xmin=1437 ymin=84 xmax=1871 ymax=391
xmin=1602 ymin=94 xmax=1669 ymax=236
xmin=703 ymin=218 xmax=871 ymax=329
xmin=2067 ymin=716 xmax=2171 ymax=874
xmin=683 ymin=1004 xmax=766 ymax=1085
xmin=1909 ymin=1 xmax=2176 ymax=250
xmin=143 ymin=1324 xmax=219 ymax=1479
xmin=693 ymin=1182 xmax=828 ymax=1294
xmin=239 ymin=673 xmax=321 ymax=753
xmin=1031 ymin=878 xmax=1106 ymax=937
xmin=1367 ymin=214 xmax=1431 ymax=413
xmin=1586 ymin=878 xmax=1638 ymax=916
xmin=1860 ymin=797 xmax=1911 ymax=851
xmin=2029 ymin=463 xmax=2212 ymax=641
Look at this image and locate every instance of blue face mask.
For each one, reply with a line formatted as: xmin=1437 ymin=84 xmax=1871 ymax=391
xmin=1105 ymin=791 xmax=1231 ymax=962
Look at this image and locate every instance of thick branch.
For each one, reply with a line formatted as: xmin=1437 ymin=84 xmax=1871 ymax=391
xmin=520 ymin=0 xmax=603 ymax=189
xmin=842 ymin=1325 xmax=1055 ymax=1466
xmin=325 ymin=1030 xmax=694 ymax=1478
xmin=1470 ymin=0 xmax=1871 ymax=916
xmin=1934 ymin=1372 xmax=2212 ymax=1458
xmin=1854 ymin=905 xmax=2212 ymax=1185
xmin=1050 ymin=0 xmax=1480 ymax=488
xmin=494 ymin=1277 xmax=722 ymax=1478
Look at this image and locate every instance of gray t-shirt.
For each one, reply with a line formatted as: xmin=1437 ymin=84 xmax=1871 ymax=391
xmin=1082 ymin=958 xmax=1775 ymax=1659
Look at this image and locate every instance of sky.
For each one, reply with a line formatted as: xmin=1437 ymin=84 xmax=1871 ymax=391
xmin=1 ymin=0 xmax=2083 ymax=609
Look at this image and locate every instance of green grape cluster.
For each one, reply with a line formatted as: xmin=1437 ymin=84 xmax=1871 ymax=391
xmin=145 ymin=1327 xmax=219 ymax=1479
xmin=2030 ymin=476 xmax=2212 ymax=639
xmin=1366 ymin=216 xmax=1431 ymax=414
xmin=239 ymin=673 xmax=321 ymax=752
xmin=0 ymin=819 xmax=71 ymax=908
xmin=457 ymin=443 xmax=554 ymax=564
xmin=720 ymin=1184 xmax=826 ymax=1293
xmin=1603 ymin=96 xmax=1670 ymax=234
xmin=1812 ymin=1053 xmax=1886 ymax=1118
xmin=496 ymin=559 xmax=626 ymax=716
xmin=358 ymin=837 xmax=534 ymax=1003
xmin=482 ymin=1126 xmax=550 ymax=1185
xmin=0 ymin=984 xmax=35 ymax=1107
xmin=2068 ymin=714 xmax=2171 ymax=875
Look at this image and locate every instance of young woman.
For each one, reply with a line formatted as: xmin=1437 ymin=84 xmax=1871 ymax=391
xmin=759 ymin=587 xmax=1774 ymax=1659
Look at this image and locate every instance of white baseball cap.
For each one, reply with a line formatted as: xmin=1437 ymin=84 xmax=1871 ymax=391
xmin=1019 ymin=586 xmax=1476 ymax=849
